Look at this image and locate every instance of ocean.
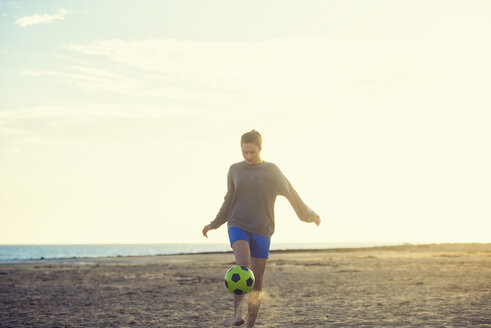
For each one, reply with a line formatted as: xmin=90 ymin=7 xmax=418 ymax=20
xmin=0 ymin=242 xmax=398 ymax=263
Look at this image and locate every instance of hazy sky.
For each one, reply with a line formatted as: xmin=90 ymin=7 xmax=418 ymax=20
xmin=1 ymin=0 xmax=490 ymax=245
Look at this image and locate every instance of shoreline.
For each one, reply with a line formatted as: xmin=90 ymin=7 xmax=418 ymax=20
xmin=0 ymin=241 xmax=404 ymax=263
xmin=0 ymin=242 xmax=488 ymax=266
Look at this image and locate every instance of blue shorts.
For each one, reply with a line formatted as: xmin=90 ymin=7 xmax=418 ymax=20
xmin=228 ymin=226 xmax=271 ymax=259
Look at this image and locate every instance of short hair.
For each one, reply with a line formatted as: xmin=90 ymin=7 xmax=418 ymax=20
xmin=241 ymin=130 xmax=262 ymax=149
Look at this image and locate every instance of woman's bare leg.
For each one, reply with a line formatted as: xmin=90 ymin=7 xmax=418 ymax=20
xmin=247 ymin=257 xmax=267 ymax=328
xmin=232 ymin=240 xmax=251 ymax=326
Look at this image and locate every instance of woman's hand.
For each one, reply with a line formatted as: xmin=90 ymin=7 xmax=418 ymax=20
xmin=202 ymin=224 xmax=213 ymax=238
xmin=314 ymin=215 xmax=321 ymax=227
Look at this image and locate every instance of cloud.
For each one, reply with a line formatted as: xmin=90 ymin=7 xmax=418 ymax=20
xmin=20 ymin=37 xmax=491 ymax=121
xmin=15 ymin=8 xmax=68 ymax=27
xmin=65 ymin=37 xmax=484 ymax=90
xmin=61 ymin=38 xmax=412 ymax=105
xmin=0 ymin=103 xmax=197 ymax=121
xmin=62 ymin=37 xmax=491 ymax=111
xmin=65 ymin=36 xmax=491 ymax=82
xmin=65 ymin=38 xmax=380 ymax=81
xmin=21 ymin=66 xmax=146 ymax=93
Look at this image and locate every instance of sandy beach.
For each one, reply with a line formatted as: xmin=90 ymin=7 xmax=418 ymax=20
xmin=1 ymin=243 xmax=490 ymax=327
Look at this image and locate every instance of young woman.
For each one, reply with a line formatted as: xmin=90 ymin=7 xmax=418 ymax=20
xmin=202 ymin=130 xmax=320 ymax=327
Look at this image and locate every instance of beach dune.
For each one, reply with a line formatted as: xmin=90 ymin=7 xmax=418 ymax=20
xmin=1 ymin=243 xmax=490 ymax=327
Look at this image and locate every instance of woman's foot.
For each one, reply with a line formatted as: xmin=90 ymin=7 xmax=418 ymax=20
xmin=233 ymin=316 xmax=245 ymax=326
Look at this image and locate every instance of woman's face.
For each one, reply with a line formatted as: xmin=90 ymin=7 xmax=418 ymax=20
xmin=241 ymin=143 xmax=261 ymax=165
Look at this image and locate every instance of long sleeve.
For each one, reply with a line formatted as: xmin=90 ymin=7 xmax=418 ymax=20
xmin=209 ymin=168 xmax=234 ymax=229
xmin=278 ymin=173 xmax=318 ymax=223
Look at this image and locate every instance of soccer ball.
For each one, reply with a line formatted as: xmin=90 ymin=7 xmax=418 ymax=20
xmin=224 ymin=265 xmax=255 ymax=295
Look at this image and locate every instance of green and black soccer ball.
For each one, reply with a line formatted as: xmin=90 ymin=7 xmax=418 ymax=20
xmin=224 ymin=265 xmax=255 ymax=295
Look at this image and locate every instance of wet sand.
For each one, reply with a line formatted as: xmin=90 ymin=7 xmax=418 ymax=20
xmin=1 ymin=243 xmax=490 ymax=327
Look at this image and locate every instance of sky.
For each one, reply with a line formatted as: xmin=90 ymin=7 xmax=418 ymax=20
xmin=1 ymin=0 xmax=490 ymax=245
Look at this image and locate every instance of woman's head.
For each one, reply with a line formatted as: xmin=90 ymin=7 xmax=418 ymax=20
xmin=241 ymin=130 xmax=262 ymax=149
xmin=241 ymin=130 xmax=262 ymax=165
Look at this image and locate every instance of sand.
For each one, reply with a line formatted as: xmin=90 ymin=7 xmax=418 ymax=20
xmin=0 ymin=243 xmax=490 ymax=327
